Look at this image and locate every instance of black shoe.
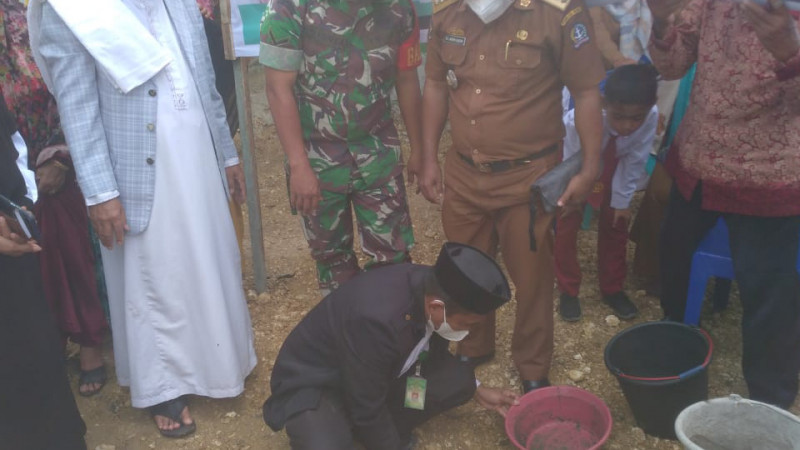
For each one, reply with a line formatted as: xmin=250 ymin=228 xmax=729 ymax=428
xmin=559 ymin=293 xmax=582 ymax=322
xmin=521 ymin=379 xmax=551 ymax=394
xmin=455 ymin=352 xmax=495 ymax=368
xmin=603 ymin=291 xmax=638 ymax=320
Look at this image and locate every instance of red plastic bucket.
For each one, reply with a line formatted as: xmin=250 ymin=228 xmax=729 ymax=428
xmin=505 ymin=386 xmax=612 ymax=450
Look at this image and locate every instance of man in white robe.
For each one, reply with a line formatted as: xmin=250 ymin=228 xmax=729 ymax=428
xmin=30 ymin=0 xmax=257 ymax=438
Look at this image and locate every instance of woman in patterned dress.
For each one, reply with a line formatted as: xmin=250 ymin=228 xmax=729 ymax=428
xmin=0 ymin=0 xmax=109 ymax=396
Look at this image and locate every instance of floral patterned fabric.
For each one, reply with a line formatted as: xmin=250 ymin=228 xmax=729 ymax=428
xmin=0 ymin=0 xmax=64 ymax=167
xmin=1 ymin=0 xmax=110 ymax=339
xmin=649 ymin=0 xmax=800 ymax=216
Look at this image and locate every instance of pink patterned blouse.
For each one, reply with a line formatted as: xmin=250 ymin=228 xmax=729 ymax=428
xmin=649 ymin=0 xmax=800 ymax=216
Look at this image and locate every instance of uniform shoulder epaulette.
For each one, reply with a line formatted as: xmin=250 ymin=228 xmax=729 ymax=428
xmin=433 ymin=0 xmax=458 ymax=14
xmin=539 ymin=0 xmax=571 ymax=12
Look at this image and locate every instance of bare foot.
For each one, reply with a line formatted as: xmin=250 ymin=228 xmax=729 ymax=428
xmin=79 ymin=346 xmax=105 ymax=395
xmin=154 ymin=405 xmax=194 ymax=432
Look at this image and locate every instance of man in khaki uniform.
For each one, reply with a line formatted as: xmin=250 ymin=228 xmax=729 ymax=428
xmin=417 ymin=0 xmax=605 ymax=392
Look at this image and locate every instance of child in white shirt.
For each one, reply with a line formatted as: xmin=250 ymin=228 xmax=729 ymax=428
xmin=556 ymin=64 xmax=659 ymax=321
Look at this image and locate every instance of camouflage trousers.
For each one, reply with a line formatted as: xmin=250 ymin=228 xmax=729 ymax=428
xmin=300 ymin=173 xmax=414 ymax=292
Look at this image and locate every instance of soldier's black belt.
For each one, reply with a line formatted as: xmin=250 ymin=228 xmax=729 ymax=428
xmin=458 ymin=144 xmax=559 ymax=173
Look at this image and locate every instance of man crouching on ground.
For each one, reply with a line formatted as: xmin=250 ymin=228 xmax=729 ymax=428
xmin=263 ymin=242 xmax=519 ymax=449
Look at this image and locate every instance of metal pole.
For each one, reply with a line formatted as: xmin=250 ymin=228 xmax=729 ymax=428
xmin=233 ymin=57 xmax=268 ymax=293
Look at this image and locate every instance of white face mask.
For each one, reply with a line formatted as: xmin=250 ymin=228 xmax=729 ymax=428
xmin=465 ymin=0 xmax=515 ymax=24
xmin=428 ymin=302 xmax=470 ymax=342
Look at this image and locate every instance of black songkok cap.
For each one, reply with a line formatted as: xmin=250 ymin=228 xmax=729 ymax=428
xmin=433 ymin=242 xmax=511 ymax=315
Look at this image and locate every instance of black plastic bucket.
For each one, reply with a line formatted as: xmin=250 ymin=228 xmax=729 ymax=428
xmin=604 ymin=321 xmax=713 ymax=439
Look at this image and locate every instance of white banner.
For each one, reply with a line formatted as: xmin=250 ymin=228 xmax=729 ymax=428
xmin=229 ymin=0 xmax=269 ymax=58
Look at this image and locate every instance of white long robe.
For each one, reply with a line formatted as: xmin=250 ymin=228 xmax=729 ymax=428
xmin=100 ymin=0 xmax=256 ymax=409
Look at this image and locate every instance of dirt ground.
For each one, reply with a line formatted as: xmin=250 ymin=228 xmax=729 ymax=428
xmin=74 ymin=67 xmax=800 ymax=450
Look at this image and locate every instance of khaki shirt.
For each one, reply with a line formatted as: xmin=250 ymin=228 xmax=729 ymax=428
xmin=426 ymin=0 xmax=605 ymax=163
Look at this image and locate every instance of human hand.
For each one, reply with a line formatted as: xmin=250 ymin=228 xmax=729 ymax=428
xmin=226 ymin=164 xmax=247 ymax=205
xmin=0 ymin=216 xmax=41 ymax=256
xmin=289 ymin=162 xmax=322 ymax=216
xmin=89 ymin=198 xmax=129 ymax=249
xmin=742 ymin=0 xmax=800 ymax=62
xmin=36 ymin=161 xmax=68 ymax=196
xmin=558 ymin=172 xmax=596 ymax=211
xmin=613 ymin=208 xmax=632 ymax=229
xmin=474 ymin=386 xmax=520 ymax=417
xmin=406 ymin=151 xmax=422 ymax=194
xmin=418 ymin=156 xmax=443 ymax=205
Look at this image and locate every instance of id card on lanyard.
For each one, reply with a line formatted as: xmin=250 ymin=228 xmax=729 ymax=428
xmin=404 ymin=351 xmax=428 ymax=410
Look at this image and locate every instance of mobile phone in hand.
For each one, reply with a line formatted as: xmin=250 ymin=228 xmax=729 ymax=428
xmin=0 ymin=194 xmax=41 ymax=242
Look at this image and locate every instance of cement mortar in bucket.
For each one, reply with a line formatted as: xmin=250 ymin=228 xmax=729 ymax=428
xmin=505 ymin=386 xmax=612 ymax=450
xmin=675 ymin=394 xmax=800 ymax=450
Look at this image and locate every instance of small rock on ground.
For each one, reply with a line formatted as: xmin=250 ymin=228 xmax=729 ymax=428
xmin=605 ymin=315 xmax=621 ymax=327
xmin=631 ymin=427 xmax=646 ymax=442
xmin=568 ymin=369 xmax=585 ymax=382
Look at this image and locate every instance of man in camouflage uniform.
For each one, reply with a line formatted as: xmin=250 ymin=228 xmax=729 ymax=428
xmin=260 ymin=0 xmax=424 ymax=294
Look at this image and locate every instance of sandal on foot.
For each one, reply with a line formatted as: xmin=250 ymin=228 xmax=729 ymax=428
xmin=78 ymin=365 xmax=107 ymax=397
xmin=149 ymin=397 xmax=196 ymax=438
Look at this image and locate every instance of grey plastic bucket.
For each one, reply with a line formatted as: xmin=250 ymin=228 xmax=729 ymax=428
xmin=675 ymin=394 xmax=800 ymax=449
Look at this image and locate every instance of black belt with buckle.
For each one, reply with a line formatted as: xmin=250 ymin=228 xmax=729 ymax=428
xmin=458 ymin=144 xmax=560 ymax=173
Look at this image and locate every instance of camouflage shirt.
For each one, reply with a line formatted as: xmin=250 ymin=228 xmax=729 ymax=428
xmin=259 ymin=0 xmax=421 ymax=191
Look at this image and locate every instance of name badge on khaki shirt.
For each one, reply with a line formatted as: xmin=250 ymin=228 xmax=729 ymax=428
xmin=444 ymin=27 xmax=467 ymax=46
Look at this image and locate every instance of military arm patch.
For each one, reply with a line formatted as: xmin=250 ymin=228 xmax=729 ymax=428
xmin=570 ymin=23 xmax=590 ymax=48
xmin=540 ymin=0 xmax=571 ymax=12
xmin=434 ymin=0 xmax=459 ymax=14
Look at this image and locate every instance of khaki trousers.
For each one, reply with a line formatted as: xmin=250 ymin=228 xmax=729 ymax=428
xmin=442 ymin=149 xmax=560 ymax=380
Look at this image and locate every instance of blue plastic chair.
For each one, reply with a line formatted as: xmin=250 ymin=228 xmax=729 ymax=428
xmin=683 ymin=218 xmax=800 ymax=325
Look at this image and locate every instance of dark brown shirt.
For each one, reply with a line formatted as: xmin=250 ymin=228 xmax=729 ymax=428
xmin=426 ymin=0 xmax=605 ymax=163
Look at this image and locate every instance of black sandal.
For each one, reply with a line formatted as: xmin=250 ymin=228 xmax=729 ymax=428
xmin=149 ymin=396 xmax=196 ymax=438
xmin=78 ymin=365 xmax=107 ymax=397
